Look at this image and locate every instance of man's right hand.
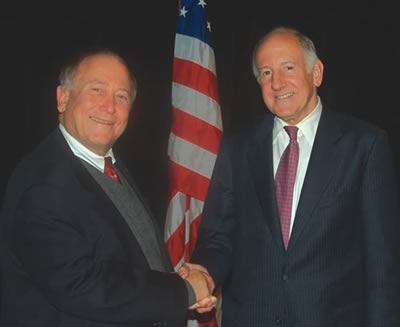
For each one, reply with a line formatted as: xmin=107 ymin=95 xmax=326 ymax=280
xmin=179 ymin=263 xmax=215 ymax=289
xmin=180 ymin=263 xmax=216 ymax=313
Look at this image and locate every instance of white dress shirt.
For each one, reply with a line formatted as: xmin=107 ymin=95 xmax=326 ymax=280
xmin=272 ymin=97 xmax=322 ymax=236
xmin=59 ymin=123 xmax=117 ymax=172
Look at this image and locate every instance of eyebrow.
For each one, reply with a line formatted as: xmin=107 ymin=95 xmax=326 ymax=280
xmin=258 ymin=60 xmax=296 ymax=70
xmin=280 ymin=60 xmax=296 ymax=66
xmin=88 ymin=80 xmax=131 ymax=95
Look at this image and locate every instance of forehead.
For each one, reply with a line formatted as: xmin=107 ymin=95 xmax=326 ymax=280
xmin=256 ymin=32 xmax=305 ymax=65
xmin=76 ymin=54 xmax=131 ymax=87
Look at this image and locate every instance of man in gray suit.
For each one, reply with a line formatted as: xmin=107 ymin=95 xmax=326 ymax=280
xmin=0 ymin=49 xmax=215 ymax=327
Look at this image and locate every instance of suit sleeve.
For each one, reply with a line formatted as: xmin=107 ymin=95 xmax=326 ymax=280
xmin=9 ymin=182 xmax=188 ymax=326
xmin=191 ymin=136 xmax=236 ymax=287
xmin=361 ymin=130 xmax=400 ymax=325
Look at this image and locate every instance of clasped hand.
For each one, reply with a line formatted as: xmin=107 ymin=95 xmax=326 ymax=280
xmin=179 ymin=263 xmax=216 ymax=313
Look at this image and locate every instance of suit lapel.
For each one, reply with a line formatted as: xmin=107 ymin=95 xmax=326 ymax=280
xmin=247 ymin=115 xmax=284 ymax=250
xmin=288 ymin=108 xmax=343 ymax=250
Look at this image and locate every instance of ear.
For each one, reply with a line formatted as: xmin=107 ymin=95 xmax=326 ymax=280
xmin=312 ymin=59 xmax=324 ymax=87
xmin=56 ymin=85 xmax=70 ymax=113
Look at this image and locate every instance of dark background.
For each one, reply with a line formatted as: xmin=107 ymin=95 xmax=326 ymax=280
xmin=1 ymin=0 xmax=399 ymax=226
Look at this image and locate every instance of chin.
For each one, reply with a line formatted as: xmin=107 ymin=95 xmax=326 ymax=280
xmin=89 ymin=138 xmax=112 ymax=151
xmin=274 ymin=108 xmax=296 ymax=119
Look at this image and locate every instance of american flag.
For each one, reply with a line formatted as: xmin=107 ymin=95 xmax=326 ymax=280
xmin=164 ymin=0 xmax=222 ymax=326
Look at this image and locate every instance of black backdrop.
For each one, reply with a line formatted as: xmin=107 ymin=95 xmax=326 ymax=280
xmin=1 ymin=0 xmax=399 ymax=227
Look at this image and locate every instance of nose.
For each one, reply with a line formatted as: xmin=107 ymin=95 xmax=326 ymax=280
xmin=101 ymin=94 xmax=116 ymax=113
xmin=271 ymin=72 xmax=284 ymax=91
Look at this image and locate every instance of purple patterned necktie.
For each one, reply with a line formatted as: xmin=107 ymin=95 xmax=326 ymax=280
xmin=104 ymin=156 xmax=121 ymax=184
xmin=275 ymin=126 xmax=299 ymax=250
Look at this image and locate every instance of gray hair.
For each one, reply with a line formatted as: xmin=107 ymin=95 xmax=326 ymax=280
xmin=59 ymin=49 xmax=137 ymax=103
xmin=252 ymin=27 xmax=319 ymax=83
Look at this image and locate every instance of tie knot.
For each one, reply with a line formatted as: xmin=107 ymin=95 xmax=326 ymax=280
xmin=104 ymin=156 xmax=113 ymax=170
xmin=284 ymin=126 xmax=298 ymax=141
xmin=104 ymin=156 xmax=122 ymax=184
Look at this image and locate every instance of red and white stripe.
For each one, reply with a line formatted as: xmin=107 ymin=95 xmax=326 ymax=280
xmin=164 ymin=28 xmax=222 ymax=327
xmin=165 ymin=29 xmax=222 ymax=269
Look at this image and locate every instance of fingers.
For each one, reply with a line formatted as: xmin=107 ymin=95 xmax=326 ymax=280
xmin=179 ymin=263 xmax=215 ymax=292
xmin=178 ymin=266 xmax=189 ymax=279
xmin=179 ymin=262 xmax=217 ymax=311
xmin=183 ymin=262 xmax=209 ymax=274
xmin=188 ymin=295 xmax=217 ymax=312
xmin=195 ymin=295 xmax=217 ymax=313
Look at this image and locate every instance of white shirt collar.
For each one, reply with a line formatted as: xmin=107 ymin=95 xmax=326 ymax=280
xmin=273 ymin=96 xmax=322 ymax=143
xmin=59 ymin=123 xmax=116 ymax=172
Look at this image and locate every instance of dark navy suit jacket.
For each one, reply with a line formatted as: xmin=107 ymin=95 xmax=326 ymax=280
xmin=192 ymin=107 xmax=400 ymax=326
xmin=0 ymin=128 xmax=188 ymax=327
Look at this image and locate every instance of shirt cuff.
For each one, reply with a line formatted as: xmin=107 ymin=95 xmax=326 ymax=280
xmin=184 ymin=280 xmax=196 ymax=306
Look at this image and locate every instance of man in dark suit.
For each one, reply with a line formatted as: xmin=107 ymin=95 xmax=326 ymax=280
xmin=180 ymin=27 xmax=400 ymax=326
xmin=0 ymin=49 xmax=215 ymax=326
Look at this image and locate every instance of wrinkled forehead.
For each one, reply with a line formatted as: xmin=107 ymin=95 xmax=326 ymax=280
xmin=256 ymin=33 xmax=306 ymax=66
xmin=77 ymin=54 xmax=136 ymax=94
xmin=259 ymin=32 xmax=302 ymax=54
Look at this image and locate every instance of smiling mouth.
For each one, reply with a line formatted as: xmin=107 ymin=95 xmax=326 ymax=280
xmin=90 ymin=116 xmax=113 ymax=125
xmin=276 ymin=92 xmax=294 ymax=99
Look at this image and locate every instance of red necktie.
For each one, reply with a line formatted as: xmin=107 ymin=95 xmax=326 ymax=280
xmin=275 ymin=126 xmax=299 ymax=249
xmin=104 ymin=156 xmax=121 ymax=184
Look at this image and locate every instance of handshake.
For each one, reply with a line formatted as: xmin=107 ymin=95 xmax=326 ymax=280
xmin=179 ymin=263 xmax=217 ymax=313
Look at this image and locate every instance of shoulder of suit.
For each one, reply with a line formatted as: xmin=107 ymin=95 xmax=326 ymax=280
xmin=8 ymin=128 xmax=80 ymax=189
xmin=317 ymin=108 xmax=390 ymax=155
xmin=327 ymin=109 xmax=386 ymax=138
